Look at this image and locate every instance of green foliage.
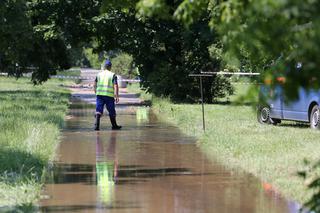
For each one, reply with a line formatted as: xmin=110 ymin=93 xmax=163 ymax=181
xmin=84 ymin=48 xmax=102 ymax=69
xmin=0 ymin=0 xmax=101 ymax=83
xmin=56 ymin=69 xmax=81 ymax=77
xmin=96 ymin=1 xmax=233 ymax=102
xmin=110 ymin=52 xmax=135 ymax=77
xmin=299 ymin=159 xmax=320 ymax=213
xmin=136 ymin=0 xmax=171 ymax=20
xmin=101 ymin=0 xmax=137 ymax=11
xmin=69 ymin=47 xmax=91 ymax=68
xmin=210 ymin=0 xmax=320 ymax=100
xmin=82 ymin=47 xmax=136 ymax=77
xmin=135 ymin=0 xmax=320 ymax=102
xmin=0 ymin=0 xmax=71 ymax=82
xmin=127 ymin=83 xmax=153 ymax=102
xmin=211 ymin=75 xmax=234 ymax=101
xmin=1 ymin=0 xmax=233 ymax=101
xmin=27 ymin=0 xmax=102 ymax=82
xmin=174 ymin=0 xmax=208 ymax=27
xmin=0 ymin=0 xmax=33 ymax=75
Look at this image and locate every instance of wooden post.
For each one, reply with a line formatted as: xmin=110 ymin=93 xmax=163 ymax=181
xmin=189 ymin=74 xmax=213 ymax=132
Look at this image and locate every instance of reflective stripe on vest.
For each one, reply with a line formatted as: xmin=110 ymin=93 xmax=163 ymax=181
xmin=96 ymin=70 xmax=115 ymax=97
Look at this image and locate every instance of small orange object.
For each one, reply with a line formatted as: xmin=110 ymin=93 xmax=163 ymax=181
xmin=276 ymin=77 xmax=286 ymax=84
xmin=263 ymin=182 xmax=273 ymax=192
xmin=264 ymin=78 xmax=272 ymax=85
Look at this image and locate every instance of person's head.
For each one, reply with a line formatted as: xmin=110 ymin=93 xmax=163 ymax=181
xmin=104 ymin=59 xmax=112 ymax=70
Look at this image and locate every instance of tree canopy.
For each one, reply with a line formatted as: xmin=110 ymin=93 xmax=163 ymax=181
xmin=96 ymin=1 xmax=233 ymax=102
xmin=1 ymin=0 xmax=233 ymax=102
xmin=0 ymin=0 xmax=101 ymax=83
xmin=136 ymin=0 xmax=320 ymax=99
xmin=3 ymin=0 xmax=319 ymax=100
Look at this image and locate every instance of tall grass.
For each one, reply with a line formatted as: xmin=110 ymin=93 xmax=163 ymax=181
xmin=0 ymin=77 xmax=70 ymax=209
xmin=126 ymin=83 xmax=152 ymax=101
xmin=151 ymin=97 xmax=320 ymax=204
xmin=56 ymin=69 xmax=81 ymax=77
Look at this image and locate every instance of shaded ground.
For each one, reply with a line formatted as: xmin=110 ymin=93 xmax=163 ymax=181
xmin=39 ymin=69 xmax=300 ymax=213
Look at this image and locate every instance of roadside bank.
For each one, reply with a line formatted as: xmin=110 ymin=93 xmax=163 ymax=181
xmin=0 ymin=77 xmax=71 ymax=210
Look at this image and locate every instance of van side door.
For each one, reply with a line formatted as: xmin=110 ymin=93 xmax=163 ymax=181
xmin=282 ymin=88 xmax=309 ymax=121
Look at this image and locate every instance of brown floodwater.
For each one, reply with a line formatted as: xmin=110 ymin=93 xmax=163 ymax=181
xmin=40 ymin=103 xmax=300 ymax=213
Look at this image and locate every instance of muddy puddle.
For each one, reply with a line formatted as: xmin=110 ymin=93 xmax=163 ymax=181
xmin=40 ymin=103 xmax=300 ymax=213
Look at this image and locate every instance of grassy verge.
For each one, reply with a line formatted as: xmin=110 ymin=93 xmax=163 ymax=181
xmin=217 ymin=83 xmax=257 ymax=103
xmin=0 ymin=77 xmax=71 ymax=210
xmin=149 ymin=87 xmax=319 ymax=204
xmin=56 ymin=68 xmax=81 ymax=77
xmin=126 ymin=83 xmax=152 ymax=101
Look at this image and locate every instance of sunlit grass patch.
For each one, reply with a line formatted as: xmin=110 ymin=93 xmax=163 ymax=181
xmin=152 ymin=97 xmax=320 ymax=204
xmin=126 ymin=83 xmax=152 ymax=102
xmin=0 ymin=172 xmax=41 ymax=209
xmin=56 ymin=68 xmax=81 ymax=77
xmin=0 ymin=77 xmax=71 ymax=209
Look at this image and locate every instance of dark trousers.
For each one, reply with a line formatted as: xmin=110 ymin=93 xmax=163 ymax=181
xmin=96 ymin=95 xmax=116 ymax=117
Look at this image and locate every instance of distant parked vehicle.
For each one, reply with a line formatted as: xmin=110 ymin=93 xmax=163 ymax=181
xmin=257 ymin=82 xmax=320 ymax=129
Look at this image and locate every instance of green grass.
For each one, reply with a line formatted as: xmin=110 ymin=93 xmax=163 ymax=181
xmin=56 ymin=68 xmax=81 ymax=77
xmin=151 ymin=93 xmax=320 ymax=205
xmin=126 ymin=83 xmax=152 ymax=101
xmin=217 ymin=83 xmax=258 ymax=103
xmin=0 ymin=77 xmax=71 ymax=209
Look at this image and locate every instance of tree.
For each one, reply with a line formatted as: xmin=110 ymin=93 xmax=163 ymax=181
xmin=138 ymin=0 xmax=320 ymax=99
xmin=0 ymin=0 xmax=33 ymax=76
xmin=0 ymin=0 xmax=101 ymax=83
xmin=1 ymin=0 xmax=233 ymax=101
xmin=109 ymin=52 xmax=135 ymax=78
xmin=26 ymin=0 xmax=103 ymax=83
xmin=95 ymin=0 xmax=233 ymax=102
xmin=299 ymin=159 xmax=320 ymax=213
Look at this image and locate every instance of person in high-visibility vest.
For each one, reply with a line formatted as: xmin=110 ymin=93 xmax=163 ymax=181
xmin=94 ymin=59 xmax=122 ymax=130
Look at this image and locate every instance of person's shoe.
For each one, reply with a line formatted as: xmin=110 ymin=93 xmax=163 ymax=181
xmin=112 ymin=125 xmax=122 ymax=130
xmin=110 ymin=116 xmax=122 ymax=130
xmin=94 ymin=114 xmax=101 ymax=131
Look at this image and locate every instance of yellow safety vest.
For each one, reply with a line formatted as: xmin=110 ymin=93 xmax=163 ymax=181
xmin=96 ymin=70 xmax=115 ymax=97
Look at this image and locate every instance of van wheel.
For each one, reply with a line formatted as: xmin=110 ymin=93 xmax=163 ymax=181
xmin=257 ymin=105 xmax=273 ymax=124
xmin=310 ymin=105 xmax=320 ymax=129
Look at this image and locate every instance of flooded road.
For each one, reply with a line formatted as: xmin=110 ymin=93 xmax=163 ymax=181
xmin=40 ymin=102 xmax=299 ymax=213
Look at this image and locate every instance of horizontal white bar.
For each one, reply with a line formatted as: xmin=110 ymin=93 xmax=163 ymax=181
xmin=201 ymin=72 xmax=260 ymax=76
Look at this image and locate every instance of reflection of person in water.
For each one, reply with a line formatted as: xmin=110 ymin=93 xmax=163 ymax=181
xmin=95 ymin=131 xmax=118 ymax=205
xmin=136 ymin=107 xmax=149 ymax=124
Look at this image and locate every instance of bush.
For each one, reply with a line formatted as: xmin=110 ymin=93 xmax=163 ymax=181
xmin=299 ymin=160 xmax=320 ymax=212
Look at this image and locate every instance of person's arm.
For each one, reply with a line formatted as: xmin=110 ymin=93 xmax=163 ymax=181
xmin=114 ymin=75 xmax=119 ymax=103
xmin=94 ymin=77 xmax=97 ymax=94
xmin=115 ymin=84 xmax=119 ymax=103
